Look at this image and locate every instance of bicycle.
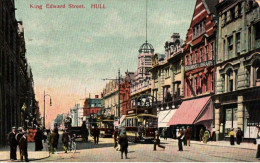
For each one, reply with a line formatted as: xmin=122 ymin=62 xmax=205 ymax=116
xmin=68 ymin=134 xmax=77 ymax=153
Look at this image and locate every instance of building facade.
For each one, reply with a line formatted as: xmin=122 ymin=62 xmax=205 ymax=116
xmin=150 ymin=33 xmax=184 ymax=137
xmin=215 ymin=0 xmax=260 ymax=141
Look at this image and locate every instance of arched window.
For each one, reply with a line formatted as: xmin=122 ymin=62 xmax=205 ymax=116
xmin=252 ymin=59 xmax=260 ymax=86
xmin=227 ymin=69 xmax=233 ymax=92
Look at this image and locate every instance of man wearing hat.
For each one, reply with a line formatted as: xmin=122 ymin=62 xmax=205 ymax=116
xmin=19 ymin=130 xmax=29 ymax=162
xmin=118 ymin=131 xmax=128 ymax=159
xmin=8 ymin=126 xmax=17 ymax=161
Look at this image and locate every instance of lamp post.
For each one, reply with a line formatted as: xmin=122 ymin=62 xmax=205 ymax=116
xmin=44 ymin=90 xmax=52 ymax=128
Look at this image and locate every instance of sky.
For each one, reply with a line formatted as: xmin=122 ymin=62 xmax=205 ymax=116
xmin=15 ymin=0 xmax=196 ymax=128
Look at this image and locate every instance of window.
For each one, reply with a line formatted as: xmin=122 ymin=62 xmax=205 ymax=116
xmin=205 ymin=75 xmax=208 ymax=92
xmin=236 ymin=32 xmax=241 ymax=54
xmin=211 ymin=73 xmax=214 ymax=91
xmin=228 ymin=36 xmax=233 ymax=59
xmin=199 ymin=76 xmax=202 ymax=94
xmin=186 ymin=55 xmax=189 ymax=65
xmin=227 ymin=70 xmax=233 ymax=92
xmin=193 ymin=20 xmax=206 ymax=39
xmin=255 ymin=23 xmax=260 ymax=49
xmin=222 ymin=13 xmax=227 ymax=27
xmin=248 ymin=27 xmax=251 ymax=50
xmin=190 ymin=53 xmax=193 ymax=65
xmin=211 ymin=42 xmax=214 ymax=60
xmin=223 ymin=39 xmax=226 ymax=59
xmin=236 ymin=3 xmax=242 ymax=17
xmin=205 ymin=46 xmax=208 ymax=61
xmin=200 ymin=48 xmax=203 ymax=62
xmin=230 ymin=7 xmax=235 ymax=21
xmin=194 ymin=77 xmax=197 ymax=95
xmin=195 ymin=51 xmax=197 ymax=64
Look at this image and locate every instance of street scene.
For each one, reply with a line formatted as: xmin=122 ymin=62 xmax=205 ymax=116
xmin=1 ymin=0 xmax=260 ymax=162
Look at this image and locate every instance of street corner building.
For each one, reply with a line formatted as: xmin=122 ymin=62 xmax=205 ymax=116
xmin=214 ymin=0 xmax=260 ymax=141
xmin=0 ymin=0 xmax=40 ymax=146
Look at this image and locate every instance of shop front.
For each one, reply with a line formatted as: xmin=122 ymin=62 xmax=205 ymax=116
xmin=168 ymin=96 xmax=214 ymax=140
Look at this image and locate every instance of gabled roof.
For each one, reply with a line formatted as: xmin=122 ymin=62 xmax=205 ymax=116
xmin=202 ymin=0 xmax=219 ymax=16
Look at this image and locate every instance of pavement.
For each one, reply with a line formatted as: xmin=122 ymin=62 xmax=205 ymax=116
xmin=0 ymin=142 xmax=50 ymax=162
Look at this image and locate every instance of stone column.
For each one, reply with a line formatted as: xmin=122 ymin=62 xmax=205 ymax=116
xmin=215 ymin=97 xmax=220 ymax=141
xmin=250 ymin=66 xmax=254 ymax=87
xmin=237 ymin=95 xmax=244 ymax=130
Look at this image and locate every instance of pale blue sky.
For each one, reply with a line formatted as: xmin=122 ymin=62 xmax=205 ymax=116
xmin=14 ymin=0 xmax=196 ymax=122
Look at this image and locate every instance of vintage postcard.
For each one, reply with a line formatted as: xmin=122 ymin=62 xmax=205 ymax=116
xmin=0 ymin=0 xmax=260 ymax=162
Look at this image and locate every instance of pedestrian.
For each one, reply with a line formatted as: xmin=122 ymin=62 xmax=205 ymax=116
xmin=19 ymin=130 xmax=29 ymax=162
xmin=8 ymin=127 xmax=17 ymax=161
xmin=163 ymin=128 xmax=168 ymax=140
xmin=49 ymin=129 xmax=57 ymax=154
xmin=153 ymin=131 xmax=165 ymax=151
xmin=34 ymin=127 xmax=43 ymax=151
xmin=80 ymin=122 xmax=89 ymax=142
xmin=16 ymin=127 xmax=24 ymax=160
xmin=54 ymin=127 xmax=59 ymax=149
xmin=236 ymin=127 xmax=243 ymax=145
xmin=113 ymin=127 xmax=119 ymax=148
xmin=118 ymin=131 xmax=128 ymax=159
xmin=93 ymin=126 xmax=100 ymax=144
xmin=138 ymin=124 xmax=143 ymax=140
xmin=256 ymin=125 xmax=260 ymax=159
xmin=62 ymin=128 xmax=70 ymax=153
xmin=199 ymin=128 xmax=204 ymax=142
xmin=177 ymin=129 xmax=184 ymax=151
xmin=183 ymin=128 xmax=187 ymax=146
xmin=185 ymin=126 xmax=191 ymax=146
xmin=229 ymin=128 xmax=235 ymax=145
xmin=203 ymin=129 xmax=210 ymax=144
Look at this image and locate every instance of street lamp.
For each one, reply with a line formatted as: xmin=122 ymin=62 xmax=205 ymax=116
xmin=44 ymin=90 xmax=52 ymax=129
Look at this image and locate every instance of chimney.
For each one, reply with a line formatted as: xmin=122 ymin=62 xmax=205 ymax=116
xmin=95 ymin=95 xmax=99 ymax=99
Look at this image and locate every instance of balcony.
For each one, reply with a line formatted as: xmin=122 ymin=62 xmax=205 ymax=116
xmin=185 ymin=60 xmax=213 ymax=71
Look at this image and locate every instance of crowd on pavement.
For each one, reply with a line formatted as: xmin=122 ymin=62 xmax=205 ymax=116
xmin=5 ymin=123 xmax=260 ymax=162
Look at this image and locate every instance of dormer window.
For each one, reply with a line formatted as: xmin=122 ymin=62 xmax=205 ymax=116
xmin=192 ymin=20 xmax=206 ymax=40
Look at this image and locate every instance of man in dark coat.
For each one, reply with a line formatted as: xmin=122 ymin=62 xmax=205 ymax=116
xmin=153 ymin=131 xmax=165 ymax=151
xmin=93 ymin=126 xmax=100 ymax=144
xmin=236 ymin=127 xmax=243 ymax=145
xmin=163 ymin=128 xmax=168 ymax=140
xmin=19 ymin=131 xmax=29 ymax=162
xmin=118 ymin=131 xmax=128 ymax=159
xmin=113 ymin=127 xmax=119 ymax=148
xmin=185 ymin=127 xmax=191 ymax=146
xmin=8 ymin=127 xmax=17 ymax=161
xmin=34 ymin=128 xmax=43 ymax=151
xmin=16 ymin=127 xmax=24 ymax=160
xmin=62 ymin=129 xmax=70 ymax=153
xmin=80 ymin=122 xmax=89 ymax=142
xmin=53 ymin=127 xmax=59 ymax=149
xmin=177 ymin=129 xmax=184 ymax=151
xmin=49 ymin=130 xmax=57 ymax=154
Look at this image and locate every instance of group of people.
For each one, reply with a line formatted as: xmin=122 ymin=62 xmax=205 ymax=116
xmin=228 ymin=127 xmax=244 ymax=145
xmin=199 ymin=128 xmax=215 ymax=144
xmin=8 ymin=127 xmax=29 ymax=162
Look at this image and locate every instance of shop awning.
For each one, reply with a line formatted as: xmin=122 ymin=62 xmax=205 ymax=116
xmin=120 ymin=115 xmax=126 ymax=126
xmin=158 ymin=110 xmax=169 ymax=126
xmin=161 ymin=109 xmax=177 ymax=127
xmin=167 ymin=96 xmax=212 ymax=126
